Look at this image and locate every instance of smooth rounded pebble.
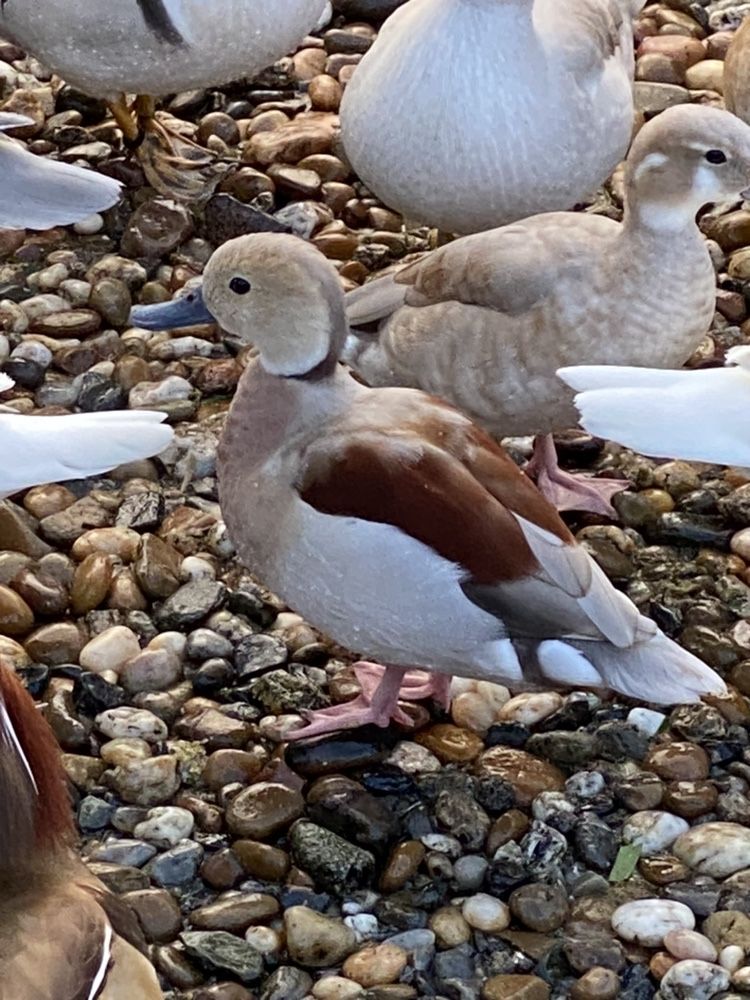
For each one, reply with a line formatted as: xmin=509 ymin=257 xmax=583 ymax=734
xmin=663 ymin=929 xmax=718 ymax=963
xmin=133 ymin=806 xmax=194 ymax=848
xmin=461 ymin=893 xmax=511 ymax=933
xmin=720 ymin=945 xmax=745 ymax=972
xmin=622 ymin=810 xmax=690 ymax=856
xmin=79 ymin=625 xmax=140 ymax=674
xmin=627 ymin=707 xmax=666 ymax=736
xmin=611 ymin=899 xmax=695 ymax=947
xmin=673 ymin=823 xmax=750 ymax=877
xmin=312 ymin=977 xmax=364 ymax=999
xmin=497 ymin=691 xmax=563 ymax=726
xmin=659 ymin=959 xmax=730 ymax=1000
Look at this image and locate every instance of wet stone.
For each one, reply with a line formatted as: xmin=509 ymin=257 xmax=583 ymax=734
xmin=181 ymin=930 xmax=263 ymax=984
xmin=509 ymin=883 xmax=569 ymax=933
xmin=290 ymin=821 xmax=375 ymax=894
xmin=284 ymin=905 xmax=357 ymax=968
xmin=477 ymin=747 xmax=565 ymax=807
xmin=154 ymin=580 xmax=226 ymax=630
xmin=225 ymin=782 xmax=304 ymax=838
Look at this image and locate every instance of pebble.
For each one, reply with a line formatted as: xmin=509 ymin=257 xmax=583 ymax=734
xmin=673 ymin=822 xmax=750 ymax=876
xmin=461 ymin=893 xmax=511 ymax=933
xmin=181 ymin=930 xmax=263 ymax=983
xmin=79 ymin=626 xmax=141 ymax=675
xmin=482 ymin=975 xmax=550 ymax=1000
xmin=342 ymin=942 xmax=408 ymax=987
xmin=622 ymin=810 xmax=690 ymax=855
xmin=659 ymin=960 xmax=730 ymax=1000
xmin=570 ymin=968 xmax=620 ymax=1000
xmin=312 ymin=977 xmax=363 ymax=999
xmin=225 ymin=782 xmax=304 ymax=838
xmin=190 ymin=893 xmax=279 ymax=932
xmin=611 ymin=899 xmax=695 ymax=947
xmin=663 ymin=929 xmax=718 ymax=963
xmin=284 ymin=906 xmax=357 ymax=968
xmin=96 ymin=707 xmax=167 ymax=742
xmin=477 ymin=747 xmax=565 ymax=807
xmin=497 ymin=691 xmax=563 ymax=726
xmin=627 ymin=707 xmax=666 ymax=737
xmin=133 ymin=806 xmax=194 ymax=847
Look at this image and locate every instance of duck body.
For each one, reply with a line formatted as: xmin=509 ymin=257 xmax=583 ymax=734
xmin=559 ymin=345 xmax=750 ymax=467
xmin=345 ymin=209 xmax=715 ymax=436
xmin=340 ymin=0 xmax=641 ymax=233
xmin=0 ymin=378 xmax=173 ymax=498
xmin=725 ymin=15 xmax=750 ymax=126
xmin=0 ymin=0 xmax=328 ymax=99
xmin=0 ymin=113 xmax=121 ymax=230
xmin=131 ymin=233 xmax=727 ymax=721
xmin=0 ymin=665 xmax=163 ymax=999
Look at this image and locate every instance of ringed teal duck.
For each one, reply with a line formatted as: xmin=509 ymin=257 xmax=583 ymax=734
xmin=340 ymin=0 xmax=644 ymax=234
xmin=343 ymin=105 xmax=750 ymax=514
xmin=0 ymin=0 xmax=330 ymax=200
xmin=0 ymin=663 xmax=163 ymax=999
xmin=130 ymin=233 xmax=726 ymax=738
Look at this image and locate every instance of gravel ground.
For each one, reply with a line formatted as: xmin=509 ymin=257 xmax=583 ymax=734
xmin=3 ymin=1 xmax=750 ymax=998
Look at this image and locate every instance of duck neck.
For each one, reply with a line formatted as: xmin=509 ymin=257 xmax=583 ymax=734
xmin=622 ymin=194 xmax=704 ymax=243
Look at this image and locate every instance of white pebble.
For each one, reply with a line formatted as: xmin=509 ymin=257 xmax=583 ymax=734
xmin=660 ymin=960 xmax=730 ymax=1000
xmin=134 ymin=806 xmax=194 ymax=847
xmin=720 ymin=945 xmax=745 ymax=972
xmin=73 ymin=213 xmax=104 ymax=235
xmin=180 ymin=556 xmax=216 ymax=582
xmin=664 ymin=929 xmax=718 ymax=963
xmin=498 ymin=691 xmax=563 ymax=726
xmin=566 ymin=771 xmax=605 ymax=799
xmin=611 ymin=899 xmax=695 ymax=948
xmin=96 ymin=706 xmax=168 ymax=742
xmin=674 ymin=822 xmax=750 ymax=877
xmin=387 ymin=741 xmax=441 ymax=775
xmin=532 ymin=791 xmax=576 ymax=824
xmin=622 ymin=810 xmax=689 ymax=856
xmin=312 ymin=977 xmax=364 ymax=1000
xmin=244 ymin=926 xmax=281 ymax=956
xmin=129 ymin=375 xmax=192 ymax=407
xmin=733 ymin=967 xmax=750 ymax=989
xmin=461 ymin=893 xmax=510 ymax=933
xmin=59 ymin=278 xmax=92 ymax=305
xmin=345 ymin=913 xmax=379 ymax=941
xmin=79 ymin=625 xmax=141 ymax=675
xmin=147 ymin=631 xmax=187 ymax=659
xmin=628 ymin=707 xmax=667 ymax=737
xmin=421 ymin=834 xmax=462 ymax=858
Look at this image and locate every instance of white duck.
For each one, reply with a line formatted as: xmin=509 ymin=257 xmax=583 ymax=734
xmin=0 ymin=113 xmax=121 ymax=229
xmin=558 ymin=346 xmax=750 ymax=468
xmin=343 ymin=105 xmax=750 ymax=513
xmin=339 ymin=0 xmax=644 ymax=233
xmin=0 ymin=375 xmax=174 ymax=498
xmin=0 ymin=1 xmax=330 ymax=200
xmin=130 ymin=233 xmax=726 ymax=739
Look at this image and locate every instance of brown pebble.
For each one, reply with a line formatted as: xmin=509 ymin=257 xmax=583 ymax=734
xmin=662 ymin=780 xmax=718 ymax=818
xmin=202 ymin=749 xmax=263 ymax=790
xmin=415 ymin=723 xmax=484 ymax=764
xmin=342 ymin=942 xmax=407 ymax=987
xmin=649 ymin=952 xmax=676 ymax=980
xmin=23 ymin=484 xmax=76 ymax=519
xmin=509 ymin=883 xmax=569 ymax=933
xmin=232 ymin=839 xmax=291 ymax=882
xmin=487 ymin=809 xmax=531 ymax=854
xmin=482 ymin=974 xmax=550 ymax=1000
xmin=380 ymin=839 xmax=426 ymax=892
xmin=123 ymin=888 xmax=182 ymax=942
xmin=644 ymin=742 xmax=710 ymax=781
xmin=199 ymin=849 xmax=244 ymax=890
xmin=0 ymin=583 xmax=34 ymax=635
xmin=71 ymin=552 xmax=115 ymax=613
xmin=638 ymin=855 xmax=690 ymax=885
xmin=570 ymin=967 xmax=620 ymax=1000
xmin=477 ymin=747 xmax=565 ymax=807
xmin=309 ymin=74 xmax=343 ymax=111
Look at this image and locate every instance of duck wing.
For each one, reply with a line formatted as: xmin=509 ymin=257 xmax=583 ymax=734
xmin=297 ymin=391 xmax=724 ymax=703
xmin=0 ymin=410 xmax=173 ymax=498
xmin=0 ymin=130 xmax=121 ymax=230
xmin=537 ymin=0 xmax=637 ymax=76
xmin=559 ymin=360 xmax=750 ymax=466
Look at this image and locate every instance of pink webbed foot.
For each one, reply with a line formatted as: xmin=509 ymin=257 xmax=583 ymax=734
xmin=525 ymin=433 xmax=628 ymax=516
xmin=287 ymin=663 xmax=413 ymax=741
xmin=353 ymin=663 xmax=453 ymax=711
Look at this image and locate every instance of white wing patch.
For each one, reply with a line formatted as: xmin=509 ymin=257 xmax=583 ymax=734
xmin=0 ymin=695 xmax=38 ymax=794
xmin=87 ymin=923 xmax=113 ymax=1000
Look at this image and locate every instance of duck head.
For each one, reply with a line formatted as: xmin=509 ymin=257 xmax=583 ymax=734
xmin=624 ymin=105 xmax=750 ymax=229
xmin=130 ymin=233 xmax=347 ymax=378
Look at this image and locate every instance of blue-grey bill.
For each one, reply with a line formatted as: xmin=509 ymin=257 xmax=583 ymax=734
xmin=130 ymin=287 xmax=214 ymax=329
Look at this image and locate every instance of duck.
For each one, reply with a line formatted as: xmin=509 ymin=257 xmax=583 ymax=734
xmin=339 ymin=0 xmax=644 ymax=234
xmin=0 ymin=661 xmax=164 ymax=998
xmin=129 ymin=232 xmax=726 ymax=739
xmin=0 ymin=112 xmax=121 ymax=229
xmin=0 ymin=1 xmax=330 ymax=201
xmin=724 ymin=15 xmax=750 ymax=126
xmin=558 ymin=346 xmax=750 ymax=468
xmin=0 ymin=375 xmax=174 ymax=498
xmin=343 ymin=104 xmax=750 ymax=514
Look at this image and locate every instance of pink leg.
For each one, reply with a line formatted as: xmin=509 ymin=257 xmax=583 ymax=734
xmin=525 ymin=433 xmax=628 ymax=516
xmin=286 ymin=663 xmax=413 ymax=741
xmin=354 ymin=663 xmax=453 ymax=711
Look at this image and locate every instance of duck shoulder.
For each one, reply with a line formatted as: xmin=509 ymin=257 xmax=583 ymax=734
xmin=296 ymin=390 xmax=643 ymax=647
xmin=537 ymin=0 xmax=631 ymax=75
xmin=391 ymin=213 xmax=617 ymax=316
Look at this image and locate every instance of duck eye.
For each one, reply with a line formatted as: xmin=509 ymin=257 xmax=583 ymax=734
xmin=705 ymin=149 xmax=727 ymax=164
xmin=229 ymin=277 xmax=251 ymax=295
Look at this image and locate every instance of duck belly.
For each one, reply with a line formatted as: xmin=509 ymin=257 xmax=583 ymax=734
xmin=229 ymin=495 xmax=516 ymax=681
xmin=0 ymin=0 xmax=326 ymax=97
xmin=340 ymin=0 xmax=634 ymax=232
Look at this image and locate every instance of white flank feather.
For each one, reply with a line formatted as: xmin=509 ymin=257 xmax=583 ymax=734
xmin=558 ymin=360 xmax=750 ymax=467
xmin=0 ymin=410 xmax=174 ymax=498
xmin=0 ymin=134 xmax=122 ymax=230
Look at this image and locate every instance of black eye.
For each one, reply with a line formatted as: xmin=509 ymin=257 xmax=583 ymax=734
xmin=229 ymin=277 xmax=251 ymax=295
xmin=705 ymin=149 xmax=727 ymax=164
